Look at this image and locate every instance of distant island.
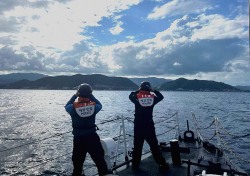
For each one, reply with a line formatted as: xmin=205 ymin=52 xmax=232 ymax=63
xmin=129 ymin=77 xmax=172 ymax=88
xmin=0 ymin=73 xmax=249 ymax=92
xmin=0 ymin=74 xmax=138 ymax=90
xmin=159 ymin=78 xmax=241 ymax=92
xmin=0 ymin=73 xmax=47 ymax=85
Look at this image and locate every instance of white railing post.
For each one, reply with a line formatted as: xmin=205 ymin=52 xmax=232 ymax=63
xmin=214 ymin=116 xmax=221 ymax=147
xmin=175 ymin=112 xmax=181 ymax=140
xmin=192 ymin=112 xmax=203 ymax=142
xmin=113 ymin=123 xmax=122 ymax=166
xmin=192 ymin=112 xmax=198 ymax=140
xmin=121 ymin=115 xmax=128 ymax=162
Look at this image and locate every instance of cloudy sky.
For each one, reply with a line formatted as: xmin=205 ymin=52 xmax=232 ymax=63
xmin=0 ymin=0 xmax=249 ymax=86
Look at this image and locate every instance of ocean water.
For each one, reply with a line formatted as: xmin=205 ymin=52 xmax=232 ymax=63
xmin=0 ymin=89 xmax=249 ymax=175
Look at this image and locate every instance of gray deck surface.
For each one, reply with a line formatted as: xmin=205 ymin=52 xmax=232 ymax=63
xmin=114 ymin=141 xmax=233 ymax=176
xmin=114 ymin=153 xmax=188 ymax=176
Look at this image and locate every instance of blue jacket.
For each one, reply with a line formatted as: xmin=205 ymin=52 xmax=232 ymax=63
xmin=65 ymin=94 xmax=102 ymax=136
xmin=129 ymin=90 xmax=164 ymax=125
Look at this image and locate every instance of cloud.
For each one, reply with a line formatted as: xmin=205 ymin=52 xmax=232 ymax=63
xmin=0 ymin=0 xmax=141 ymax=51
xmin=107 ymin=14 xmax=248 ymax=78
xmin=0 ymin=0 xmax=25 ymax=14
xmin=0 ymin=0 xmax=141 ymax=74
xmin=190 ymin=14 xmax=249 ymax=40
xmin=0 ymin=16 xmax=23 ymax=33
xmin=0 ymin=0 xmax=249 ymax=86
xmin=111 ymin=39 xmax=246 ymax=75
xmin=173 ymin=62 xmax=181 ymax=66
xmin=109 ymin=15 xmax=124 ymax=35
xmin=147 ymin=0 xmax=213 ymax=20
xmin=2 ymin=11 xmax=246 ymax=78
xmin=0 ymin=46 xmax=45 ymax=71
xmin=0 ymin=0 xmax=71 ymax=14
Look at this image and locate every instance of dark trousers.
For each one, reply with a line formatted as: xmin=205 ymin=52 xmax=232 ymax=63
xmin=72 ymin=133 xmax=109 ymax=176
xmin=132 ymin=123 xmax=166 ymax=167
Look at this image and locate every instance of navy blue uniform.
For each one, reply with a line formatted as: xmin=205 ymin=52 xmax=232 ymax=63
xmin=65 ymin=94 xmax=109 ymax=176
xmin=129 ymin=90 xmax=166 ymax=167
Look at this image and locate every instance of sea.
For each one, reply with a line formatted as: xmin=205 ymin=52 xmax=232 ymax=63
xmin=0 ymin=89 xmax=249 ymax=176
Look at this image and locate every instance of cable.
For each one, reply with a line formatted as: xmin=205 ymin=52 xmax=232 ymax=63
xmin=157 ymin=126 xmax=177 ymax=137
xmin=0 ymin=118 xmax=121 ymax=153
xmin=219 ymin=133 xmax=250 ymax=164
xmin=220 ymin=126 xmax=250 ymax=138
xmin=197 ymin=119 xmax=215 ymax=130
xmin=96 ymin=117 xmax=120 ymax=125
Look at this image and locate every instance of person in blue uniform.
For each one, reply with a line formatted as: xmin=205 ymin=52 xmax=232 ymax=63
xmin=129 ymin=81 xmax=169 ymax=172
xmin=65 ymin=83 xmax=109 ymax=176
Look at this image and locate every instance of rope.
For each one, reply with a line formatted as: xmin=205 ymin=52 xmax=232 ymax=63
xmin=193 ymin=114 xmax=215 ymax=130
xmin=0 ymin=116 xmax=122 ymax=175
xmin=197 ymin=129 xmax=216 ymax=142
xmin=125 ymin=113 xmax=176 ymax=125
xmin=9 ymin=140 xmax=125 ymax=176
xmin=157 ymin=126 xmax=177 ymax=137
xmin=3 ymin=112 xmax=248 ymax=175
xmin=192 ymin=113 xmax=249 ymax=173
xmin=0 ymin=117 xmax=120 ymax=153
xmin=219 ymin=125 xmax=250 ymax=138
xmin=207 ymin=131 xmax=217 ymax=141
xmin=217 ymin=113 xmax=250 ymax=138
xmin=218 ymin=133 xmax=250 ymax=164
xmin=96 ymin=117 xmax=120 ymax=125
xmin=193 ymin=117 xmax=216 ymax=142
xmin=197 ymin=119 xmax=215 ymax=130
xmin=154 ymin=113 xmax=176 ymax=125
xmin=222 ymin=151 xmax=246 ymax=174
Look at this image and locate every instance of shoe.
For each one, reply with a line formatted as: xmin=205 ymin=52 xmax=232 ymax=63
xmin=159 ymin=163 xmax=169 ymax=172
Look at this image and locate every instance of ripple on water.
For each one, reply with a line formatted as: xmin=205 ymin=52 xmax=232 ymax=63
xmin=0 ymin=90 xmax=249 ymax=175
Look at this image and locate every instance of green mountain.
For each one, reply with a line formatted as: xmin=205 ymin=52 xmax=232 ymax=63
xmin=159 ymin=78 xmax=241 ymax=92
xmin=235 ymin=86 xmax=250 ymax=91
xmin=0 ymin=74 xmax=138 ymax=90
xmin=129 ymin=77 xmax=172 ymax=88
xmin=0 ymin=73 xmax=47 ymax=85
xmin=0 ymin=73 xmax=247 ymax=92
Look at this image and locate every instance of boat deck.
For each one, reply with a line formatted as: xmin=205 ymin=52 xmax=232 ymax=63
xmin=115 ymin=153 xmax=188 ymax=176
xmin=114 ymin=140 xmax=247 ymax=176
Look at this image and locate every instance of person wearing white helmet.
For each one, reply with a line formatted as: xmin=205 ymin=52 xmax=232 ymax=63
xmin=65 ymin=83 xmax=110 ymax=176
xmin=129 ymin=81 xmax=169 ymax=172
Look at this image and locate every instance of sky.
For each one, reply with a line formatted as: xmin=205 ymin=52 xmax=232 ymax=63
xmin=0 ymin=0 xmax=249 ymax=86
